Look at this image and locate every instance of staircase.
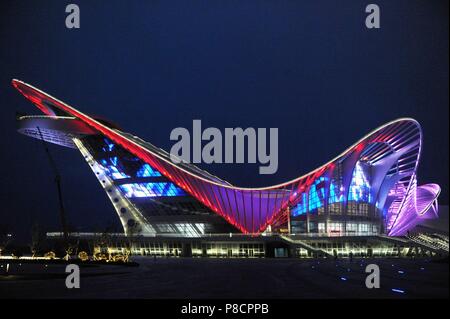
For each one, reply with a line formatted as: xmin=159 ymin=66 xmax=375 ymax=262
xmin=407 ymin=233 xmax=449 ymax=254
xmin=279 ymin=235 xmax=333 ymax=257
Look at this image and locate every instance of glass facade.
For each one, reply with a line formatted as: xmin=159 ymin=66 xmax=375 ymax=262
xmin=98 ymin=237 xmax=413 ymax=259
xmin=16 ymin=80 xmax=434 ymax=239
xmin=291 ymin=161 xmax=373 ymax=219
xmin=137 ymin=163 xmax=161 ymax=177
xmin=347 ymin=161 xmax=371 ymax=217
xmin=348 ymin=161 xmax=371 ymax=203
xmin=329 ymin=164 xmax=345 ymax=215
xmin=191 ymin=242 xmax=265 ymax=258
xmin=291 ymin=193 xmax=307 ymax=216
xmin=119 ymin=182 xmax=185 ymax=198
xmin=79 ymin=135 xmax=237 ymax=236
xmin=100 ymin=157 xmax=130 ymax=179
xmin=289 ymin=160 xmax=376 ymax=235
xmin=309 ymin=177 xmax=326 ymax=214
xmin=94 ymin=138 xmax=186 ymax=198
xmin=98 ymin=138 xmax=164 ymax=181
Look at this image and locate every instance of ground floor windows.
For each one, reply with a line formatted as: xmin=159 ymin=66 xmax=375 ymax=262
xmin=290 ymin=220 xmax=379 ymax=236
xmin=191 ymin=243 xmax=265 ymax=258
xmin=358 ymin=223 xmax=370 ymax=233
xmin=318 ymin=223 xmax=326 ymax=234
xmin=307 ymin=241 xmax=409 ymax=258
xmin=61 ymin=236 xmax=428 ymax=259
xmin=329 ymin=222 xmax=344 ymax=235
xmin=107 ymin=241 xmax=183 ymax=257
xmin=346 ymin=223 xmax=358 ymax=233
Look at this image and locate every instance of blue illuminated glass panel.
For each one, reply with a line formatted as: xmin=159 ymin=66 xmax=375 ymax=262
xmin=291 ymin=193 xmax=308 ymax=216
xmin=102 ymin=138 xmax=115 ymax=152
xmin=137 ymin=164 xmax=161 ymax=177
xmin=329 ymin=181 xmax=345 ymax=204
xmin=348 ymin=162 xmax=371 ymax=202
xmin=291 ymin=177 xmax=328 ymax=216
xmin=100 ymin=157 xmax=130 ymax=179
xmin=119 ymin=182 xmax=186 ymax=198
xmin=98 ymin=139 xmax=163 ymax=180
xmin=309 ymin=177 xmax=326 ymax=212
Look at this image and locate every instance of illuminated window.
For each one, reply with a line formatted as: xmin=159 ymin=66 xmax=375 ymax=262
xmin=100 ymin=157 xmax=130 ymax=179
xmin=309 ymin=222 xmax=318 ymax=233
xmin=157 ymin=224 xmax=176 ymax=232
xmin=328 ymin=164 xmax=345 ymax=214
xmin=102 ymin=138 xmax=115 ymax=152
xmin=318 ymin=223 xmax=326 ymax=233
xmin=347 ymin=202 xmax=358 ymax=215
xmin=348 ymin=162 xmax=371 ymax=203
xmin=137 ymin=164 xmax=161 ymax=177
xmin=98 ymin=139 xmax=163 ymax=179
xmin=358 ymin=223 xmax=369 ymax=233
xmin=291 ymin=193 xmax=308 ymax=216
xmin=329 ymin=182 xmax=344 ymax=215
xmin=174 ymin=223 xmax=205 ymax=237
xmin=347 ymin=201 xmax=370 ymax=216
xmin=119 ymin=182 xmax=185 ymax=198
xmin=309 ymin=177 xmax=327 ymax=213
xmin=346 ymin=223 xmax=357 ymax=233
xmin=329 ymin=222 xmax=343 ymax=234
xmin=329 ymin=182 xmax=345 ymax=204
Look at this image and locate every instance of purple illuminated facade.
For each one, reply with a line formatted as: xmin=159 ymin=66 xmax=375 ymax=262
xmin=14 ymin=79 xmax=440 ymax=237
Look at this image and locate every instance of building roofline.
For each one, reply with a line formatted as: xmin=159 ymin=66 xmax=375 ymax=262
xmin=11 ymin=78 xmax=420 ymax=191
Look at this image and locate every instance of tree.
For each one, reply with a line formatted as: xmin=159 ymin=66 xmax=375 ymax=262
xmin=30 ymin=222 xmax=44 ymax=258
xmin=0 ymin=225 xmax=12 ymax=257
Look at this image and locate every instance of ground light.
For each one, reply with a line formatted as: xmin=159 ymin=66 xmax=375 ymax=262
xmin=391 ymin=288 xmax=405 ymax=294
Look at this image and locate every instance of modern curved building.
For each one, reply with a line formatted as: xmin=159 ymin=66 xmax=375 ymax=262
xmin=13 ymin=79 xmax=440 ymax=239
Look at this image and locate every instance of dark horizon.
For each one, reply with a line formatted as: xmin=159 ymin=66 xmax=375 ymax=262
xmin=0 ymin=1 xmax=448 ymax=242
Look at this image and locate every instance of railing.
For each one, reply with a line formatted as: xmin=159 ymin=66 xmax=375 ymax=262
xmin=407 ymin=233 xmax=449 ymax=252
xmin=46 ymin=231 xmax=382 ymax=239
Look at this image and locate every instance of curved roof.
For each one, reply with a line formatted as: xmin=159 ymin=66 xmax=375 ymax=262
xmin=13 ymin=79 xmax=439 ymax=235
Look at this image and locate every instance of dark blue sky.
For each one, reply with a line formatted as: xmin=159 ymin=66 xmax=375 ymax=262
xmin=0 ymin=1 xmax=448 ymax=240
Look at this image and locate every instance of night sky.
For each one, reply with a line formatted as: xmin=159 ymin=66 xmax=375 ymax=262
xmin=0 ymin=1 xmax=448 ymax=241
